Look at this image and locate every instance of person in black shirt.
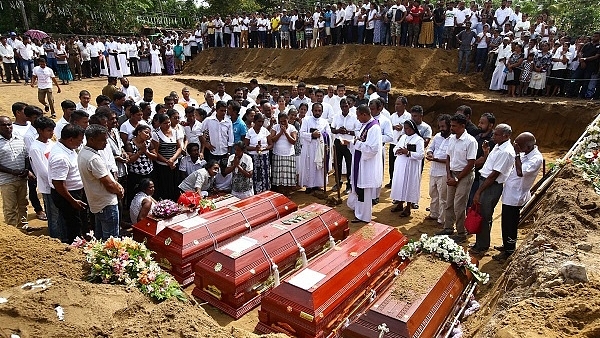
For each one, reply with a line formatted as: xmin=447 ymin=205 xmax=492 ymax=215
xmin=468 ymin=112 xmax=495 ymax=208
xmin=569 ymin=31 xmax=600 ymax=98
xmin=456 ymin=105 xmax=480 ymax=136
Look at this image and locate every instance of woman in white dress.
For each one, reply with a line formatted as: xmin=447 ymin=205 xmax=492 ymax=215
xmin=150 ymin=44 xmax=162 ymax=75
xmin=390 ymin=120 xmax=425 ymax=217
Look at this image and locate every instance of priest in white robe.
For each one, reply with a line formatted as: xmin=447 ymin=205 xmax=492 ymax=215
xmin=117 ymin=38 xmax=131 ymax=76
xmin=106 ymin=38 xmax=122 ymax=78
xmin=299 ymin=103 xmax=331 ymax=193
xmin=390 ymin=120 xmax=425 ymax=217
xmin=348 ymin=105 xmax=382 ymax=223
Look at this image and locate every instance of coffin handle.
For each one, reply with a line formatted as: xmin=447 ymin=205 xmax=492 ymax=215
xmin=273 ymin=263 xmax=280 ymax=287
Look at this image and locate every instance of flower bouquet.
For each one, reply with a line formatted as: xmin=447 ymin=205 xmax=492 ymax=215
xmin=198 ymin=198 xmax=216 ymax=214
xmin=398 ymin=234 xmax=490 ymax=285
xmin=72 ymin=233 xmax=186 ymax=302
xmin=151 ymin=199 xmax=182 ymax=219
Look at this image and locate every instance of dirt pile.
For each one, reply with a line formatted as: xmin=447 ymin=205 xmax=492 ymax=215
xmin=0 ymin=225 xmax=284 ymax=338
xmin=184 ymin=45 xmax=486 ymax=92
xmin=465 ymin=164 xmax=600 ymax=338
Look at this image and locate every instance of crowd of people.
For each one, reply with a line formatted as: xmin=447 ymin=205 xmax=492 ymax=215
xmin=0 ymin=69 xmax=544 ymax=261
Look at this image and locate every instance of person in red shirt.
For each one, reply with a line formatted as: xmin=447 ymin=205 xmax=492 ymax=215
xmin=407 ymin=0 xmax=424 ymax=47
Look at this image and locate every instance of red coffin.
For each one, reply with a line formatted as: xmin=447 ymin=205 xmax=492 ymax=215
xmin=132 ymin=194 xmax=240 ymax=243
xmin=140 ymin=192 xmax=297 ymax=286
xmin=342 ymin=256 xmax=475 ymax=338
xmin=192 ymin=203 xmax=350 ymax=319
xmin=256 ymin=222 xmax=409 ymax=338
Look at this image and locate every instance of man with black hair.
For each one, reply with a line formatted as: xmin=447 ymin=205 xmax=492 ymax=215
xmin=76 ymin=90 xmax=97 ymax=114
xmin=291 ymin=82 xmax=310 ymax=109
xmin=456 ymin=105 xmax=480 ymax=136
xmin=95 ymin=95 xmax=111 ymax=107
xmin=101 ymin=76 xmax=120 ymax=102
xmin=54 ymin=100 xmax=76 ymax=138
xmin=31 ymin=57 xmax=61 ymax=118
xmin=109 ymin=91 xmax=126 ymax=117
xmin=436 ymin=113 xmax=477 ymax=244
xmin=200 ymin=100 xmax=234 ymax=163
xmin=78 ymin=124 xmax=124 ymax=240
xmin=49 ymin=123 xmax=87 ymax=243
xmin=468 ymin=111 xmax=496 ymax=207
xmin=426 ymin=114 xmax=452 ymax=225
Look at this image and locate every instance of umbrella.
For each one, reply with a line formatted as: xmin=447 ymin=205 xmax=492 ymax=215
xmin=24 ymin=29 xmax=49 ymax=41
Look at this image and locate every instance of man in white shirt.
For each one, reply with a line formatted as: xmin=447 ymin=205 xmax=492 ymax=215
xmin=75 ymin=90 xmax=97 ymax=114
xmin=470 ymin=123 xmax=515 ymax=255
xmin=214 ymin=82 xmax=232 ymax=102
xmin=199 ymin=90 xmax=216 ymax=115
xmin=127 ymin=38 xmax=139 ymax=76
xmin=49 ymin=124 xmax=87 ymax=243
xmin=120 ymin=77 xmax=141 ymax=102
xmin=193 ymin=24 xmax=202 ymax=54
xmin=179 ymin=87 xmax=199 ymax=107
xmin=214 ymin=15 xmax=224 ymax=47
xmin=78 ymin=125 xmax=124 ymax=240
xmin=0 ymin=36 xmax=19 ymax=83
xmin=493 ymin=0 xmax=512 ymax=29
xmin=331 ymin=98 xmax=361 ymax=193
xmin=426 ymin=114 xmax=452 ymax=225
xmin=88 ymin=37 xmax=101 ymax=77
xmin=344 ymin=1 xmax=356 ymax=43
xmin=387 ymin=96 xmax=412 ymax=187
xmin=30 ymin=58 xmax=61 ymax=118
xmin=14 ymin=36 xmax=34 ymax=84
xmin=290 ymin=82 xmax=310 ymax=109
xmin=437 ymin=113 xmax=477 ymax=242
xmin=495 ymin=132 xmax=543 ymax=261
xmin=200 ymin=101 xmax=234 ymax=164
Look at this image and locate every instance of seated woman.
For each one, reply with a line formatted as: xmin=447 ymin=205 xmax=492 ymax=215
xmin=390 ymin=120 xmax=425 ymax=217
xmin=129 ymin=178 xmax=158 ymax=223
xmin=177 ymin=160 xmax=220 ymax=197
xmin=223 ymin=141 xmax=254 ymax=199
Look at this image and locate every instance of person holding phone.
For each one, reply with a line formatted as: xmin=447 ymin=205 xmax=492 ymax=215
xmin=390 ymin=120 xmax=425 ymax=217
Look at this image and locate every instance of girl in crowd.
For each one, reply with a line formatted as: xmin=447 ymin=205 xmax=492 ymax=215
xmin=505 ymin=43 xmax=524 ymax=98
xmin=55 ymin=40 xmax=73 ymax=85
xmin=167 ymin=108 xmax=187 ymax=153
xmin=125 ymin=124 xmax=156 ymax=205
xmin=129 ymin=178 xmax=157 ymax=223
xmin=270 ymin=112 xmax=298 ymax=193
xmin=224 ymin=141 xmax=254 ymax=199
xmin=164 ymin=44 xmax=175 ymax=75
xmin=151 ymin=114 xmax=182 ymax=200
xmin=120 ymin=104 xmax=146 ymax=144
xmin=244 ymin=113 xmax=273 ymax=193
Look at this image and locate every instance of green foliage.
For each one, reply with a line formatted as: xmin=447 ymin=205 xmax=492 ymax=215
xmin=512 ymin=0 xmax=600 ymax=37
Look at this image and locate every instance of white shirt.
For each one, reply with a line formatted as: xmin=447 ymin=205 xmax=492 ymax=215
xmin=119 ymin=120 xmax=148 ymax=142
xmin=245 ymin=127 xmax=270 ymax=155
xmin=271 ymin=124 xmax=298 ymax=156
xmin=15 ymin=41 xmax=34 ymax=60
xmin=479 ymin=140 xmax=516 ymax=184
xmin=444 ymin=8 xmax=458 ymax=26
xmin=373 ymin=113 xmax=394 ymax=144
xmin=494 ymin=7 xmax=512 ymax=27
xmin=476 ymin=32 xmax=491 ymax=48
xmin=0 ymin=43 xmax=15 ymax=63
xmin=48 ymin=141 xmax=83 ymax=191
xmin=215 ymin=92 xmax=232 ymax=103
xmin=514 ymin=20 xmax=530 ymax=39
xmin=427 ymin=133 xmax=450 ymax=177
xmin=345 ymin=5 xmax=356 ymax=20
xmin=32 ymin=66 xmax=55 ymax=89
xmin=121 ymin=85 xmax=142 ymax=102
xmin=201 ymin=115 xmax=234 ymax=155
xmin=455 ymin=9 xmax=467 ymax=25
xmin=183 ymin=120 xmax=202 ymax=145
xmin=29 ymin=139 xmax=55 ymax=194
xmin=76 ymin=102 xmax=97 ymax=114
xmin=552 ymin=49 xmax=571 ymax=70
xmin=291 ymin=95 xmax=310 ymax=109
xmin=332 ymin=113 xmax=361 ymax=143
xmin=446 ymin=131 xmax=478 ymax=171
xmin=54 ymin=117 xmax=69 ymax=139
xmin=502 ymin=147 xmax=543 ymax=206
xmin=389 ymin=111 xmax=412 ymax=142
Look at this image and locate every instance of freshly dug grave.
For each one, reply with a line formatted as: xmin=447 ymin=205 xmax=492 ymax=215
xmin=0 ymin=225 xmax=284 ymax=338
xmin=465 ymin=164 xmax=600 ymax=338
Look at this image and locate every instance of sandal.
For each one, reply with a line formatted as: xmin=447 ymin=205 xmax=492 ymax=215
xmin=36 ymin=211 xmax=48 ymax=221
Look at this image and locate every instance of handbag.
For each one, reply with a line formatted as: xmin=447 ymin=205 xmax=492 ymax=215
xmin=464 ymin=204 xmax=483 ymax=234
xmin=532 ymin=72 xmax=542 ymax=81
xmin=505 ymin=71 xmax=515 ymax=81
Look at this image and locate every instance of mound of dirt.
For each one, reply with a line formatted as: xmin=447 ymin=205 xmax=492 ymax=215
xmin=465 ymin=164 xmax=600 ymax=338
xmin=184 ymin=45 xmax=486 ymax=92
xmin=0 ymin=225 xmax=284 ymax=338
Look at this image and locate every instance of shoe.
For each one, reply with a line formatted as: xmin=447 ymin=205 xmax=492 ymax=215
xmin=412 ymin=203 xmax=419 ymax=209
xmin=331 ymin=184 xmax=340 ymax=192
xmin=392 ymin=200 xmax=400 ymax=204
xmin=494 ymin=245 xmax=505 ymax=251
xmin=450 ymin=234 xmax=467 ymax=244
xmin=344 ymin=184 xmax=352 ymax=194
xmin=436 ymin=229 xmax=454 ymax=236
xmin=36 ymin=211 xmax=47 ymax=221
xmin=372 ymin=198 xmax=379 ymax=205
xmin=391 ymin=204 xmax=404 ymax=212
xmin=492 ymin=251 xmax=512 ymax=261
xmin=351 ymin=218 xmax=366 ymax=223
xmin=44 ymin=105 xmax=49 ymax=112
xmin=384 ymin=182 xmax=392 ymax=188
xmin=305 ymin=187 xmax=313 ymax=194
xmin=469 ymin=247 xmax=488 ymax=255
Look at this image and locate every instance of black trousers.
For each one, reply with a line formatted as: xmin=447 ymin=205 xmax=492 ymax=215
xmin=51 ymin=188 xmax=86 ymax=243
xmin=90 ymin=57 xmax=100 ymax=76
xmin=388 ymin=145 xmax=396 ymax=183
xmin=28 ymin=175 xmax=43 ymax=213
xmin=501 ymin=204 xmax=520 ymax=253
xmin=82 ymin=60 xmax=92 ymax=78
xmin=129 ymin=58 xmax=139 ymax=75
xmin=334 ymin=139 xmax=352 ymax=185
xmin=3 ymin=62 xmax=19 ymax=82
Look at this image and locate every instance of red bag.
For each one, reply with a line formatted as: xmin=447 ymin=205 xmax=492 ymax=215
xmin=177 ymin=191 xmax=202 ymax=209
xmin=465 ymin=204 xmax=483 ymax=234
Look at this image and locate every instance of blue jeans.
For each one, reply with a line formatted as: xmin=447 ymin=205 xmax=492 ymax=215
xmin=458 ymin=49 xmax=472 ymax=73
xmin=475 ymin=48 xmax=488 ymax=72
xmin=20 ymin=59 xmax=34 ymax=82
xmin=94 ymin=204 xmax=120 ymax=240
xmin=434 ymin=24 xmax=444 ymax=47
xmin=42 ymin=193 xmax=66 ymax=242
xmin=357 ymin=26 xmax=365 ymax=44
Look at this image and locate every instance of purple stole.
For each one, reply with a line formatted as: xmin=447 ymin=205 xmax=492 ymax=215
xmin=353 ymin=119 xmax=379 ymax=202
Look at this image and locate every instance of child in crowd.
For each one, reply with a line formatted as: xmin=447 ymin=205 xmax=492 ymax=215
xmin=520 ymin=53 xmax=535 ymax=96
xmin=179 ymin=143 xmax=206 ymax=179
